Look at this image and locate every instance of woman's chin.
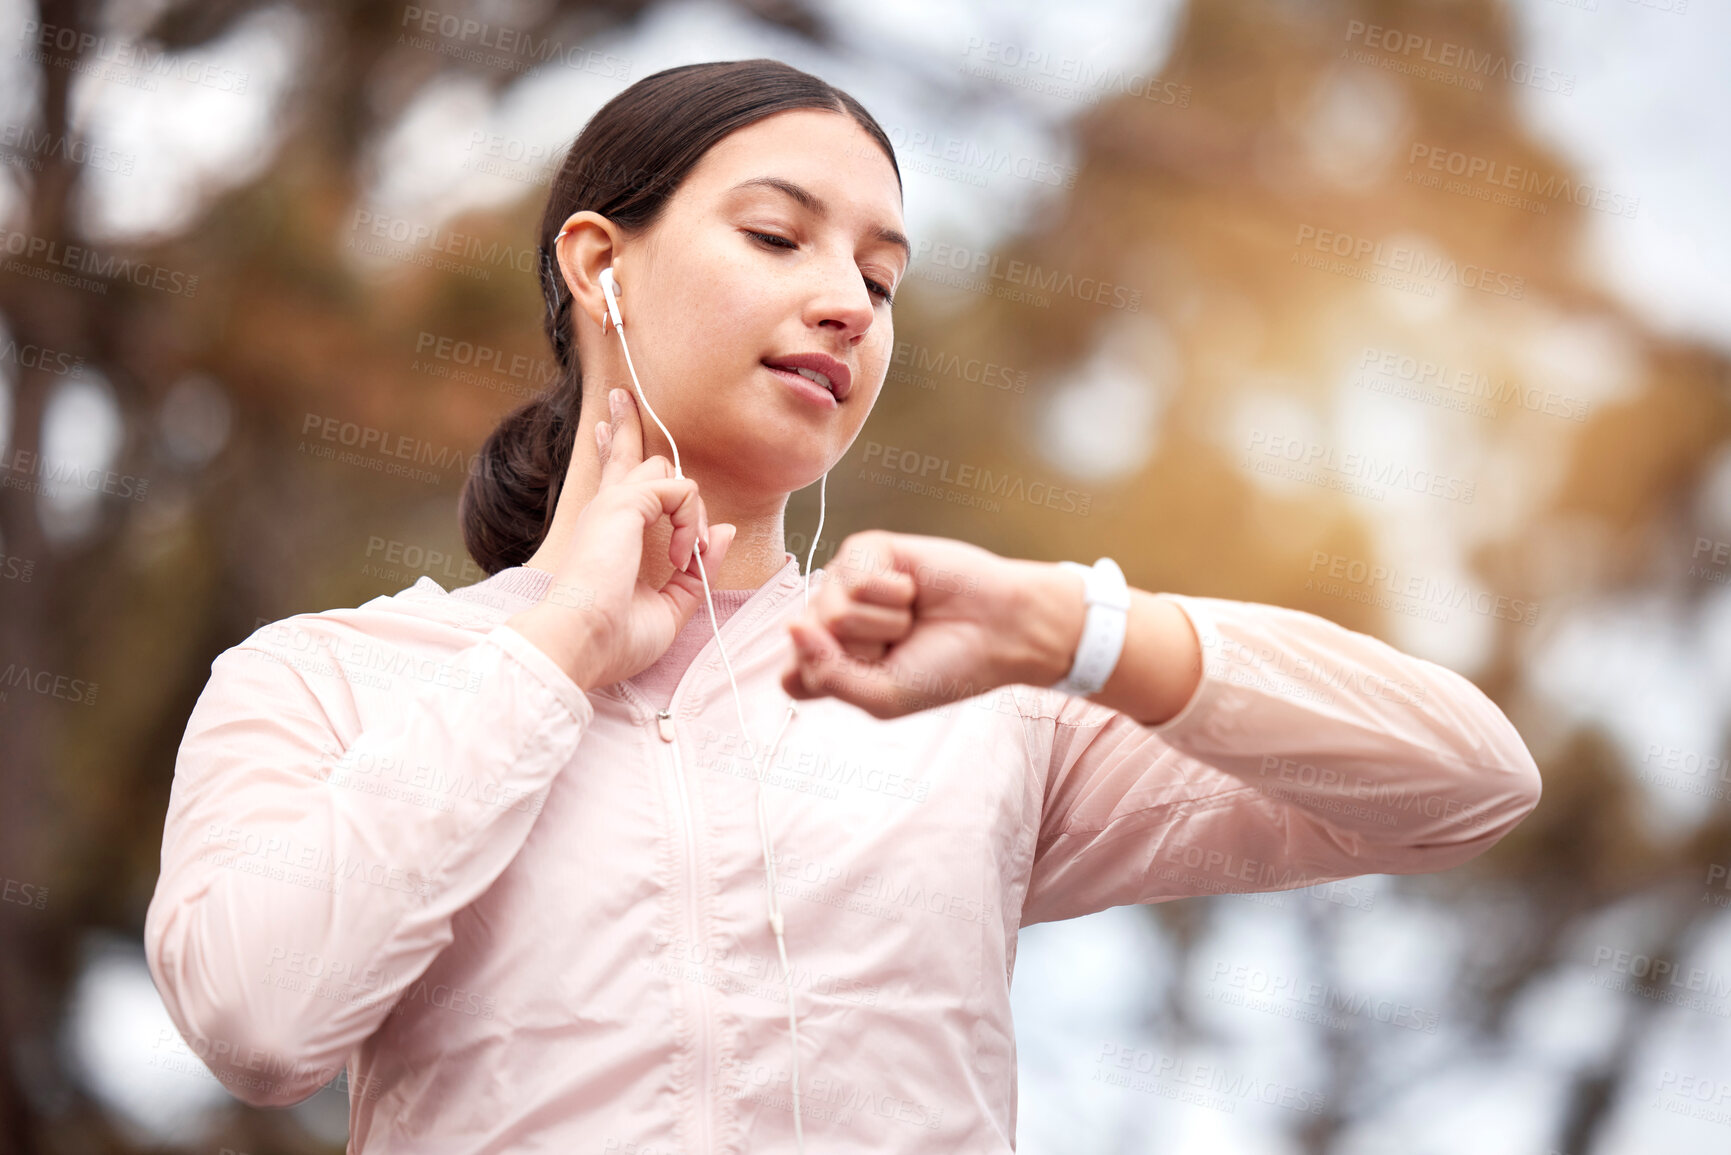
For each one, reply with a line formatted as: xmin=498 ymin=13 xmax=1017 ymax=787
xmin=702 ymin=433 xmax=833 ymax=491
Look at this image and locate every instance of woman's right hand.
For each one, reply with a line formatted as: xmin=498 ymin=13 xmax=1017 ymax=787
xmin=506 ymin=386 xmax=737 ymax=691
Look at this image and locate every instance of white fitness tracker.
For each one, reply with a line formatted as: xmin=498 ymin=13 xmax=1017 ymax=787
xmin=1050 ymin=556 xmax=1132 ymax=697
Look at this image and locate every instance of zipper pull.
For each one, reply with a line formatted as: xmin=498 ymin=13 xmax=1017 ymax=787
xmin=655 ymin=707 xmax=675 ymax=742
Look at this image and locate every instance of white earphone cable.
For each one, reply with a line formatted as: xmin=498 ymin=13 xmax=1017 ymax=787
xmin=605 ymin=292 xmax=818 ymax=1154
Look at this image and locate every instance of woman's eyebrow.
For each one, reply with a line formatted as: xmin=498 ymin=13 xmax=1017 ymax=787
xmin=727 ymin=175 xmax=911 ymax=264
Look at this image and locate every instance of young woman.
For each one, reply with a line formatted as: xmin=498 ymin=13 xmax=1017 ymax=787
xmin=146 ymin=58 xmax=1543 ymax=1154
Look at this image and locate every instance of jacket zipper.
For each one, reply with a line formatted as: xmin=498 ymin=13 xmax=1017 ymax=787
xmin=609 ymin=573 xmax=797 ymax=1151
xmin=656 ymin=704 xmax=713 ymax=1154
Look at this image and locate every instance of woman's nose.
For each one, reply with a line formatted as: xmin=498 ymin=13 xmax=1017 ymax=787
xmin=803 ymin=260 xmax=877 ymax=339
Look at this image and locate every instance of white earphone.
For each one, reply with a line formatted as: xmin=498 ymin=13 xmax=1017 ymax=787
xmin=597 ymin=265 xmax=624 ymax=335
xmin=592 ymin=258 xmax=826 ymax=1152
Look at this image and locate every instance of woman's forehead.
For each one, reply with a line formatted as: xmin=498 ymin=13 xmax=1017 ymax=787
xmin=683 ymin=111 xmax=902 ymax=207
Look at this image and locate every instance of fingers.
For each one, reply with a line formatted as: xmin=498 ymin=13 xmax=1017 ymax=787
xmin=782 ymin=619 xmax=842 ymax=701
xmin=828 ymin=537 xmax=918 ymax=607
xmin=631 ymin=476 xmax=705 ymax=573
xmin=780 ymin=621 xmax=910 ymax=720
xmin=806 ymin=599 xmax=911 ymax=661
xmin=658 ymin=521 xmax=738 ymax=625
xmin=842 ymin=566 xmax=918 ymax=609
xmin=600 ymin=386 xmax=645 ymax=482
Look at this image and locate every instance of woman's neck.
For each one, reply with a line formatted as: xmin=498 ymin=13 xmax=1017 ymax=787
xmin=523 ymin=469 xmax=795 ymax=592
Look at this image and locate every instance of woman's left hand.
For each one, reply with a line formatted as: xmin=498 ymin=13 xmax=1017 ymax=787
xmin=779 ymin=530 xmax=1081 ymax=719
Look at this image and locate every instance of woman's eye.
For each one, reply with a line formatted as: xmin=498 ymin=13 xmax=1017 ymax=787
xmin=748 ymin=230 xmax=894 ymax=305
xmin=747 ymin=230 xmax=797 ymax=250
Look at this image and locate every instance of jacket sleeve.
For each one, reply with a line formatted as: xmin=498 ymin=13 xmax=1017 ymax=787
xmin=1018 ymin=593 xmax=1542 ymax=927
xmin=143 ymin=616 xmax=592 ymax=1107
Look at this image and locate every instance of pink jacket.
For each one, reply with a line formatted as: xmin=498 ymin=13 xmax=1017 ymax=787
xmin=145 ymin=552 xmax=1542 ymax=1152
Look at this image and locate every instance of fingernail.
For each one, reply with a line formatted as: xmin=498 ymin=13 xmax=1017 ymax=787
xmin=610 ymin=387 xmax=625 ymax=411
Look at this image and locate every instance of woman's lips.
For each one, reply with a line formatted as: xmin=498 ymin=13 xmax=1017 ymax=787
xmin=761 ymin=352 xmax=851 ymax=400
xmin=764 ymin=362 xmax=838 ymax=408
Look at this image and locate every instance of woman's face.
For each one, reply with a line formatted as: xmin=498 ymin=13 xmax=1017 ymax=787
xmin=597 ymin=107 xmax=907 ymax=500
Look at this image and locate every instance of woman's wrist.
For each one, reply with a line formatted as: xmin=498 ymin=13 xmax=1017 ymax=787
xmin=504 ymin=603 xmax=605 ymax=693
xmin=1021 ymin=561 xmax=1203 ymax=726
xmin=1014 ymin=560 xmax=1091 ymax=688
xmin=1090 ymin=592 xmax=1203 ymax=726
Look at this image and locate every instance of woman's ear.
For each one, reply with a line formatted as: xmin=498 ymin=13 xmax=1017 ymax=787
xmin=552 ymin=211 xmax=622 ymax=336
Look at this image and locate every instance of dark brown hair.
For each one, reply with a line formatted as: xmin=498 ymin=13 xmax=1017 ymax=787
xmin=459 ymin=58 xmax=901 ymax=575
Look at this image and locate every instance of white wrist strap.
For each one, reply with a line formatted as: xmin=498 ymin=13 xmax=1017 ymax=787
xmin=1051 ymin=557 xmax=1131 ymax=697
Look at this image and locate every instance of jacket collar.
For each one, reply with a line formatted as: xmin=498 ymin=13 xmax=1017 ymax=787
xmin=441 ymin=551 xmax=815 ymax=623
